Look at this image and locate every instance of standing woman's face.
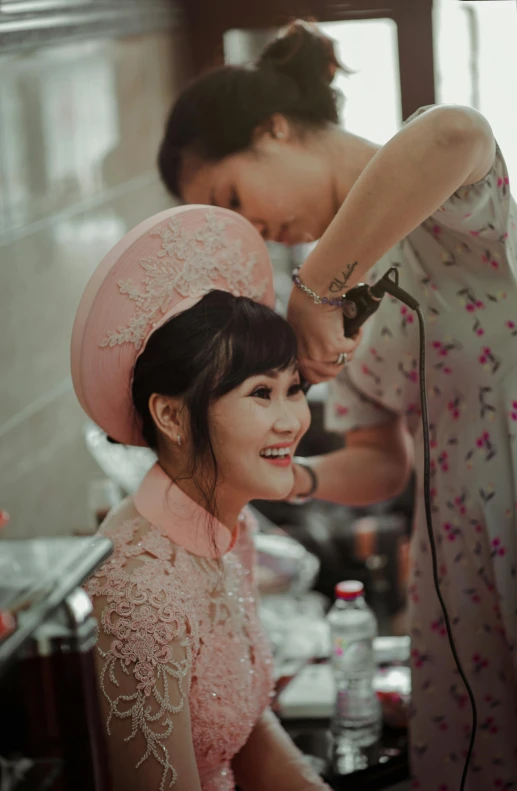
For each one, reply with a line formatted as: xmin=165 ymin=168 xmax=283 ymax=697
xmin=181 ymin=123 xmax=339 ymax=247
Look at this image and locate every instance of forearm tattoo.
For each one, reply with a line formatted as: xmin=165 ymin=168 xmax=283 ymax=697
xmin=328 ymin=262 xmax=358 ymax=293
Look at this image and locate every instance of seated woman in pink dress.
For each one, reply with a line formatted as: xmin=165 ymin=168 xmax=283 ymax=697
xmin=70 ymin=206 xmax=331 ymax=791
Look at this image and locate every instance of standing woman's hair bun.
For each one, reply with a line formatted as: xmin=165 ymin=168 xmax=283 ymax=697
xmin=157 ymin=19 xmax=351 ymax=199
xmin=256 ymin=20 xmax=349 ymax=124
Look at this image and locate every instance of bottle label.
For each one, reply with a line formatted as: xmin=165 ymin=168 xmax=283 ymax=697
xmin=335 ymin=685 xmax=378 ymax=717
xmin=333 ymin=637 xmax=373 ymax=668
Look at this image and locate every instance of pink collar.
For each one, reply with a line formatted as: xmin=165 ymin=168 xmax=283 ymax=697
xmin=134 ymin=463 xmax=238 ymax=558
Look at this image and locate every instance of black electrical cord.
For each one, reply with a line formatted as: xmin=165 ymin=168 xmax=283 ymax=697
xmin=296 ymin=264 xmax=477 ymax=787
xmin=379 ymin=268 xmax=477 ymax=791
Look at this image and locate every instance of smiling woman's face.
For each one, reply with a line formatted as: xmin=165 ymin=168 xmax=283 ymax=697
xmin=180 ymin=125 xmax=338 ymax=247
xmin=208 ymin=364 xmax=311 ymax=503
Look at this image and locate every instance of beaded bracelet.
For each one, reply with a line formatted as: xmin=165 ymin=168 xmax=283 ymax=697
xmin=292 ymin=267 xmax=344 ymax=307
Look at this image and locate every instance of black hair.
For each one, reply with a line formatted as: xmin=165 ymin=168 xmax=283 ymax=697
xmin=158 ymin=20 xmax=349 ymax=200
xmin=131 ymin=290 xmax=298 ymax=519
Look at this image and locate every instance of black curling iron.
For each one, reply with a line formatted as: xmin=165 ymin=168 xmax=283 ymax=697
xmin=300 ymin=266 xmax=417 ymax=393
xmin=296 ymin=266 xmax=419 ymax=394
xmin=342 ymin=266 xmax=418 ymax=338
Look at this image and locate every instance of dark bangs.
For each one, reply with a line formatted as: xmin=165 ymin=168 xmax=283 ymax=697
xmin=211 ymin=295 xmax=298 ymax=398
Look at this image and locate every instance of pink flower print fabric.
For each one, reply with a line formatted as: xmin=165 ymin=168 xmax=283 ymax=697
xmin=325 ymin=109 xmax=517 ymax=788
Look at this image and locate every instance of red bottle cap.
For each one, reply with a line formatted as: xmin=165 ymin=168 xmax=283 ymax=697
xmin=335 ymin=580 xmax=364 ymax=600
xmin=0 ymin=610 xmax=16 ymax=640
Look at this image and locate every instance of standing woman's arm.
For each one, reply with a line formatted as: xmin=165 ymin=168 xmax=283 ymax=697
xmin=288 ymin=105 xmax=496 ymax=383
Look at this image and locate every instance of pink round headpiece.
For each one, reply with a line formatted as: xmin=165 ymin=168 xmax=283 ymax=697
xmin=71 ymin=205 xmax=275 ymax=446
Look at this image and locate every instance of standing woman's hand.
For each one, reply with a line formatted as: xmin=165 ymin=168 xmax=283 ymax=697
xmin=287 ymin=283 xmax=362 ymax=384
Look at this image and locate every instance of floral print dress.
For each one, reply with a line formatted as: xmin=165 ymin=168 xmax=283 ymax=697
xmin=326 ymin=125 xmax=517 ymax=789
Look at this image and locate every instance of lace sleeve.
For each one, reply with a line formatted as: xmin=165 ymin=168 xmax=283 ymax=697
xmin=86 ymin=546 xmax=202 ymax=791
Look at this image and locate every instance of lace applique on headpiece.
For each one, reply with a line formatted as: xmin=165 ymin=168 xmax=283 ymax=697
xmin=100 ymin=212 xmax=267 ymax=350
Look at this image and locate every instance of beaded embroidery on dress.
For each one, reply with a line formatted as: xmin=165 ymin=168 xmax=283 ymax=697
xmin=85 ymin=484 xmax=274 ymax=791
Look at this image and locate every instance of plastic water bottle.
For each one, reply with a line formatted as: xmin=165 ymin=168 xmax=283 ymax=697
xmin=327 ymin=580 xmax=381 ymax=748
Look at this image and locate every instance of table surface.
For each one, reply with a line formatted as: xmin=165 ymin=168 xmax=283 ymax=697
xmin=0 ymin=535 xmax=113 ymax=676
xmin=282 ymin=718 xmax=409 ymax=791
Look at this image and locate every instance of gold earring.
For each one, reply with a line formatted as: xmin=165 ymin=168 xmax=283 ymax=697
xmin=177 ymin=434 xmax=182 ymax=447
